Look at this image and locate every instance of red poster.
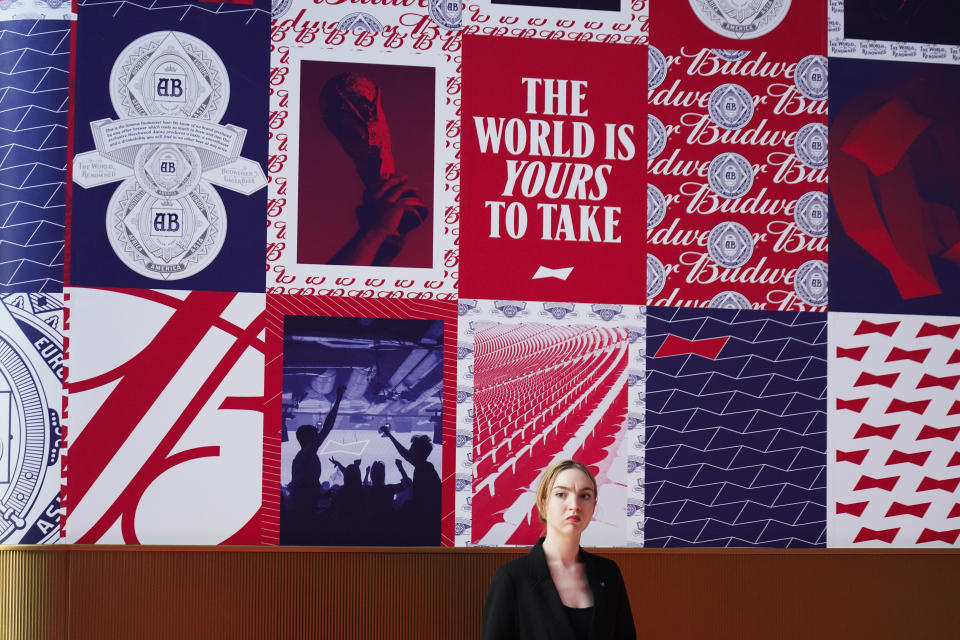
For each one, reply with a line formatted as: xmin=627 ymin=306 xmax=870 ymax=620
xmin=460 ymin=35 xmax=645 ymax=304
xmin=647 ymin=3 xmax=828 ymax=311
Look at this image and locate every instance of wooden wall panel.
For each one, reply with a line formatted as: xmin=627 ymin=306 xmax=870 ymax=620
xmin=0 ymin=549 xmax=66 ymax=640
xmin=0 ymin=548 xmax=958 ymax=639
xmin=67 ymin=549 xmax=280 ymax=640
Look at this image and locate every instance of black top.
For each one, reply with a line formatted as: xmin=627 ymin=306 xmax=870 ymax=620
xmin=481 ymin=538 xmax=636 ymax=640
xmin=563 ymin=606 xmax=594 ymax=640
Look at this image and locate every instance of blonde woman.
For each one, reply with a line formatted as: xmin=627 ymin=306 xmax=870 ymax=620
xmin=481 ymin=460 xmax=636 ymax=640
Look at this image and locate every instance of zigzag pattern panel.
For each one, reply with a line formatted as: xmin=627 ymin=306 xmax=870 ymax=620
xmin=0 ymin=21 xmax=68 ymax=293
xmin=646 ymin=307 xmax=827 ymax=547
xmin=829 ymin=312 xmax=960 ymax=547
xmin=78 ymin=0 xmax=268 ymax=17
xmin=465 ymin=301 xmax=639 ymax=547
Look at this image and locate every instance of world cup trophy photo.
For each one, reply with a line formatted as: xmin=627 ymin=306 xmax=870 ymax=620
xmin=299 ymin=61 xmax=436 ymax=269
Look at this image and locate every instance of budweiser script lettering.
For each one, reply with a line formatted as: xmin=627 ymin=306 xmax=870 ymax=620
xmin=647 ymin=45 xmax=827 ymax=310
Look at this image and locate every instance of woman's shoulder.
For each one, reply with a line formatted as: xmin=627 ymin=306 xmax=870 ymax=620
xmin=491 ymin=553 xmax=533 ymax=581
xmin=580 ymin=549 xmax=626 ymax=580
xmin=489 ymin=548 xmax=545 ymax=588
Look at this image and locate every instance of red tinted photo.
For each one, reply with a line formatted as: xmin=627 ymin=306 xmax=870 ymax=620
xmin=298 ymin=60 xmax=435 ymax=269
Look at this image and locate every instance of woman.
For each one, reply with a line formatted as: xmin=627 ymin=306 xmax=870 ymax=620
xmin=481 ymin=460 xmax=636 ymax=640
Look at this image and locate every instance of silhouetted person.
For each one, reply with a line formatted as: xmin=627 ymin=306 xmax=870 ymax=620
xmin=288 ymin=384 xmax=346 ymax=511
xmin=366 ymin=460 xmax=409 ymax=514
xmin=380 ymin=426 xmax=441 ymax=544
xmin=329 ymin=456 xmax=365 ymax=543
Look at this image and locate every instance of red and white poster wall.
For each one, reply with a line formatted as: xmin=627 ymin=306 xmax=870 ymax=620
xmin=0 ymin=0 xmax=946 ymax=549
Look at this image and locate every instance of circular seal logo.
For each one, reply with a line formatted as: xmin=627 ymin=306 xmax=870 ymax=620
xmin=708 ymin=83 xmax=754 ymax=130
xmin=0 ymin=327 xmax=51 ymax=543
xmin=647 ymin=254 xmax=666 ymax=300
xmin=648 ymin=115 xmax=667 ymax=159
xmin=794 ymin=259 xmax=828 ymax=306
xmin=712 ymin=49 xmax=750 ymax=61
xmin=429 ymin=0 xmax=462 ymax=30
xmin=709 ymin=291 xmax=752 ymax=309
xmin=337 ymin=12 xmax=384 ymax=32
xmin=708 ymin=152 xmax=754 ymax=199
xmin=795 ymin=122 xmax=828 ymax=169
xmin=107 ymin=178 xmax=226 ymax=280
xmin=111 ymin=32 xmax=229 ymax=123
xmin=795 ymin=55 xmax=828 ymax=101
xmin=272 ymin=0 xmax=292 ymax=19
xmin=649 ymin=46 xmax=667 ymax=90
xmin=794 ymin=191 xmax=828 ymax=238
xmin=689 ymin=0 xmax=792 ymax=40
xmin=134 ymin=144 xmax=203 ymax=199
xmin=708 ymin=221 xmax=754 ymax=268
xmin=648 ymin=184 xmax=667 ymax=229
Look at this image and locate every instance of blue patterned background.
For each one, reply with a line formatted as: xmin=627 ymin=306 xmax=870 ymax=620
xmin=645 ymin=307 xmax=828 ymax=547
xmin=0 ymin=20 xmax=68 ymax=293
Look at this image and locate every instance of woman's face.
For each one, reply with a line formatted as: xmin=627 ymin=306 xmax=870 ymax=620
xmin=545 ymin=468 xmax=596 ymax=539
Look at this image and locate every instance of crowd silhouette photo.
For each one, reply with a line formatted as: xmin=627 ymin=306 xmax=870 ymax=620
xmin=280 ymin=316 xmax=444 ymax=546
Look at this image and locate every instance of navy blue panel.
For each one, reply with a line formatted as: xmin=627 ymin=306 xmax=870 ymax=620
xmin=0 ymin=21 xmax=69 ymax=292
xmin=647 ymin=424 xmax=718 ymax=450
xmin=645 ymin=308 xmax=827 ymax=548
xmin=713 ymin=482 xmax=783 ymax=508
xmin=71 ymin=0 xmax=270 ymax=292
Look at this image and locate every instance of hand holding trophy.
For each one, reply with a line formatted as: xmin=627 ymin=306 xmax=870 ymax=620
xmin=319 ymin=72 xmax=429 ymax=266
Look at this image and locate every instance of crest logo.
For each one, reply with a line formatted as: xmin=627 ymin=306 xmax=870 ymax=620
xmin=0 ymin=294 xmax=62 ymax=544
xmin=689 ymin=0 xmax=792 ymax=40
xmin=708 ymin=152 xmax=754 ymax=199
xmin=73 ymin=32 xmax=267 ymax=280
xmin=708 ymin=221 xmax=754 ymax=268
xmin=430 ymin=0 xmax=462 ymax=30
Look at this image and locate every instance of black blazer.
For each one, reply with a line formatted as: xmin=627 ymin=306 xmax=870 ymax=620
xmin=481 ymin=539 xmax=636 ymax=640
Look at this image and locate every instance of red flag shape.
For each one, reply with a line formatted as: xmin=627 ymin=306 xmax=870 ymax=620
xmin=916 ymin=528 xmax=960 ymax=544
xmin=836 ymin=501 xmax=870 ymax=517
xmin=886 ymin=398 xmax=930 ymax=415
xmin=838 ymin=397 xmax=870 ymax=412
xmin=885 ymin=502 xmax=931 ymax=518
xmin=837 ymin=346 xmax=870 ymax=361
xmin=854 ymin=475 xmax=900 ymax=491
xmin=853 ymin=527 xmax=899 ymax=543
xmin=653 ymin=334 xmax=729 ymax=360
xmin=885 ymin=347 xmax=930 ymax=364
xmin=885 ymin=450 xmax=932 ymax=466
xmin=853 ymin=423 xmax=900 ymax=440
xmin=854 ymin=371 xmax=901 ymax=388
xmin=916 ymin=373 xmax=960 ymax=391
xmin=854 ymin=320 xmax=900 ymax=337
xmin=917 ymin=476 xmax=960 ymax=492
xmin=916 ymin=322 xmax=960 ymax=339
xmin=917 ymin=425 xmax=960 ymax=442
xmin=836 ymin=449 xmax=870 ymax=464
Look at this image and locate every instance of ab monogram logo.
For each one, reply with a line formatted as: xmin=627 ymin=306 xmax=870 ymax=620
xmin=73 ymin=32 xmax=267 ymax=280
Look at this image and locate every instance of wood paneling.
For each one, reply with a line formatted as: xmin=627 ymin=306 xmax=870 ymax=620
xmin=1 ymin=547 xmax=958 ymax=639
xmin=0 ymin=549 xmax=66 ymax=640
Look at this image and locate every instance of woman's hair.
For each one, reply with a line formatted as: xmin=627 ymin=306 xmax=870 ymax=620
xmin=535 ymin=460 xmax=598 ymax=523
